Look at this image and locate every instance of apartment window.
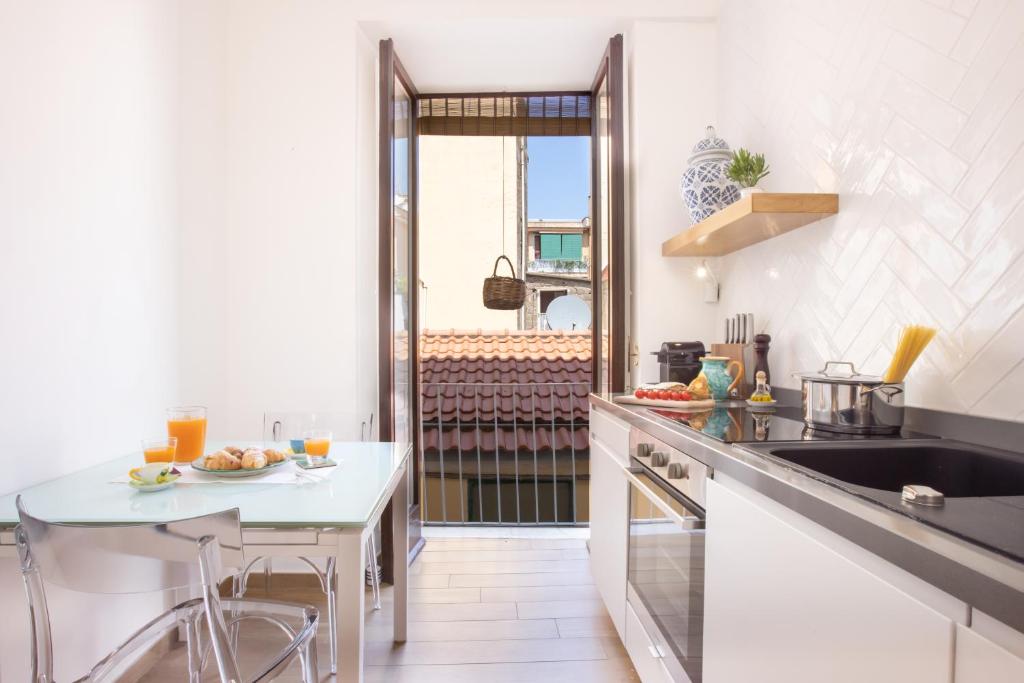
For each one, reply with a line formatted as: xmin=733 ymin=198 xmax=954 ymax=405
xmin=540 ymin=289 xmax=568 ymax=313
xmin=538 ymin=233 xmax=583 ymax=261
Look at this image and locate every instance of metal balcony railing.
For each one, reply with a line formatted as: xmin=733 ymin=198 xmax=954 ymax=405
xmin=527 ymin=258 xmax=590 ymax=274
xmin=419 ymin=382 xmax=590 ymax=526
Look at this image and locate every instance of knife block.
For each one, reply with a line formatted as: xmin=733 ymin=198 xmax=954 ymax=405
xmin=710 ymin=343 xmax=753 ymax=398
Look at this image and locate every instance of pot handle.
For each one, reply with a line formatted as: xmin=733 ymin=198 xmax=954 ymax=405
xmin=819 ymin=360 xmax=858 ymax=378
xmin=726 ymin=360 xmax=744 ymax=394
xmin=862 ymin=384 xmax=905 ymax=399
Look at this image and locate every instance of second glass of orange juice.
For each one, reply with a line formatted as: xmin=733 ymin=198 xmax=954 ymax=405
xmin=167 ymin=406 xmax=207 ymax=463
xmin=303 ymin=429 xmax=332 ymax=464
xmin=142 ymin=437 xmax=177 ymax=464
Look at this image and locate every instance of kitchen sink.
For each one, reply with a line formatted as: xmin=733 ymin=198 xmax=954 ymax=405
xmin=751 ymin=442 xmax=1024 ymax=498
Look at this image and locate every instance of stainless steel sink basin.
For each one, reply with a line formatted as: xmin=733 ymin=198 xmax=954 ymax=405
xmin=750 ymin=441 xmax=1024 ymax=498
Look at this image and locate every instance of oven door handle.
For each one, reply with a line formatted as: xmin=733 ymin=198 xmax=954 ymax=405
xmin=624 ymin=467 xmax=705 ymax=530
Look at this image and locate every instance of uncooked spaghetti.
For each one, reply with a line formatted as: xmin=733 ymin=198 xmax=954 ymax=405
xmin=883 ymin=325 xmax=937 ymax=383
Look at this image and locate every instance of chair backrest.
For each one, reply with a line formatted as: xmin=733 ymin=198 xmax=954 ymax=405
xmin=15 ymin=497 xmax=244 ymax=682
xmin=15 ymin=496 xmax=243 ymax=594
xmin=263 ymin=410 xmax=363 ymax=442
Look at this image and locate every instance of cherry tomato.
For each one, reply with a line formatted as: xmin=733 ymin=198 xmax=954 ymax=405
xmin=656 ymin=390 xmax=669 ymax=400
xmin=669 ymin=391 xmax=683 ymax=401
xmin=680 ymin=390 xmax=693 ymax=401
xmin=635 ymin=389 xmax=648 ymax=399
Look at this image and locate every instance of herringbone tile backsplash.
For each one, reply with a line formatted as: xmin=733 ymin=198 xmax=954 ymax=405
xmin=714 ymin=0 xmax=1024 ymax=421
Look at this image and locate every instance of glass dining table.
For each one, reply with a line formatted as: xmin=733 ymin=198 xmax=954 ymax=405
xmin=0 ymin=440 xmax=411 ymax=683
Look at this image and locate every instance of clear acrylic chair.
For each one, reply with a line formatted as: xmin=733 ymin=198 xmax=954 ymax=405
xmin=243 ymin=411 xmax=380 ymax=676
xmin=15 ymin=497 xmax=319 ymax=682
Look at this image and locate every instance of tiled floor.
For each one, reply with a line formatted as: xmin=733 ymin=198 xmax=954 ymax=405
xmin=139 ymin=531 xmax=637 ymax=682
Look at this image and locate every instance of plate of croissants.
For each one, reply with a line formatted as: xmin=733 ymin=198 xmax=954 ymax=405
xmin=192 ymin=446 xmax=290 ymax=477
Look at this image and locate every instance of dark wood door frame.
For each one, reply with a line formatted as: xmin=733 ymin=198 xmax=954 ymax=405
xmin=378 ymin=38 xmax=425 ymax=583
xmin=590 ymin=34 xmax=626 ymax=394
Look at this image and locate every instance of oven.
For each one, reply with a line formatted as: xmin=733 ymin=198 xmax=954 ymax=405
xmin=626 ymin=431 xmax=710 ymax=683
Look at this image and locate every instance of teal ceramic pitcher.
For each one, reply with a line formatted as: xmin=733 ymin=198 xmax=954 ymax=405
xmin=700 ymin=355 xmax=744 ymax=400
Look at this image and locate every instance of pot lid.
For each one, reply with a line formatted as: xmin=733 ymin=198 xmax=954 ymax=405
xmin=796 ymin=361 xmax=886 ymax=385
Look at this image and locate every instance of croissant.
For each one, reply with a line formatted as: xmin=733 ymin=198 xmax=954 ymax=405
xmin=206 ymin=451 xmax=241 ymax=470
xmin=263 ymin=448 xmax=286 ymax=464
xmin=241 ymin=449 xmax=267 ymax=469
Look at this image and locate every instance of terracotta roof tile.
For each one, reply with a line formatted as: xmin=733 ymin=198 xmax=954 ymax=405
xmin=420 ymin=329 xmax=592 ymax=362
xmin=420 ymin=330 xmax=591 ymax=453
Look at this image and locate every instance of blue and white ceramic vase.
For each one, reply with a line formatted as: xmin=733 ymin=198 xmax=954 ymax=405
xmin=680 ymin=125 xmax=741 ymax=225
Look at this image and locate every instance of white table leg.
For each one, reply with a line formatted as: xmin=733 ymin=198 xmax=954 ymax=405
xmin=393 ymin=462 xmax=409 ymax=643
xmin=336 ymin=528 xmax=366 ymax=683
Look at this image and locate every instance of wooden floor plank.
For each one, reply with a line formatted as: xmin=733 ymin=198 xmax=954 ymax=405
xmin=365 ymin=637 xmax=608 ymax=666
xmin=450 ymin=571 xmax=594 ymax=587
xmin=409 ymin=601 xmax=518 ymax=622
xmin=419 ymin=559 xmax=591 ymax=575
xmin=481 ymin=584 xmax=600 ymax=603
xmin=409 ymin=587 xmax=481 ymax=604
xmin=517 ymin=599 xmax=609 ymax=619
xmin=366 ymin=618 xmax=560 ymax=643
xmin=556 ymin=616 xmax=619 ymax=638
xmin=419 ymin=548 xmax=568 ymax=562
xmin=409 ymin=573 xmax=451 ymax=588
xmin=365 ymin=659 xmax=639 ymax=683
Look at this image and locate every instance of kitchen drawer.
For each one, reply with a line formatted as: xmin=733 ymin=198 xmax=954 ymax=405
xmin=625 ymin=600 xmax=673 ymax=683
xmin=591 ymin=405 xmax=630 ymax=461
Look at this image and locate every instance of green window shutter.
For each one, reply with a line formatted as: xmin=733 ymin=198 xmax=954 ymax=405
xmin=561 ymin=234 xmax=583 ymax=261
xmin=540 ymin=233 xmax=562 ymax=259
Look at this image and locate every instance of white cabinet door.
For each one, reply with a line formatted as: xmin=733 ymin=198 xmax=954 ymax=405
xmin=703 ymin=479 xmax=954 ymax=683
xmin=955 ymin=625 xmax=1024 ymax=683
xmin=589 ymin=435 xmax=629 ymax=639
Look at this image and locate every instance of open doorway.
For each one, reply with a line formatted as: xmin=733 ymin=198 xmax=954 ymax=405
xmin=379 ymin=37 xmax=625 ymax=534
xmin=417 ymin=117 xmax=593 ymax=525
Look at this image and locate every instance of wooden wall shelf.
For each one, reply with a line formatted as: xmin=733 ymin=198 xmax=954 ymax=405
xmin=662 ymin=193 xmax=839 ymax=257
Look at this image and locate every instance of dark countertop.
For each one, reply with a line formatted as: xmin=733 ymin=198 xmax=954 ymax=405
xmin=591 ymin=392 xmax=1024 ymax=634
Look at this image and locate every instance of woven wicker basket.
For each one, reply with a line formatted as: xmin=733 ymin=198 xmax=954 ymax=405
xmin=482 ymin=255 xmax=526 ymax=310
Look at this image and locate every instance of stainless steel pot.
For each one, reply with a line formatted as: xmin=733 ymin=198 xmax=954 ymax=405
xmin=796 ymin=361 xmax=905 ymax=435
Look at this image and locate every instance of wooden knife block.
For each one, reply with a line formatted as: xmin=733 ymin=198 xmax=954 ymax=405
xmin=710 ymin=343 xmax=753 ymax=398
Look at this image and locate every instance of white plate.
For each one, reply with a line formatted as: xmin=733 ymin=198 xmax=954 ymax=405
xmin=191 ymin=457 xmax=290 ymax=477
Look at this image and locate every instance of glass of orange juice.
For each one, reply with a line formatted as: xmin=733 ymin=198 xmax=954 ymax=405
xmin=142 ymin=437 xmax=177 ymax=464
xmin=167 ymin=406 xmax=207 ymax=464
xmin=303 ymin=429 xmax=332 ymax=465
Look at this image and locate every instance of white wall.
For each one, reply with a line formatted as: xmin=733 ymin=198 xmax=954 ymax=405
xmin=0 ymin=1 xmax=182 ymax=677
xmin=629 ymin=20 xmax=720 ymax=386
xmin=220 ymin=0 xmax=364 ymax=437
xmin=0 ymin=0 xmax=181 ymax=490
xmin=178 ymin=0 xmax=229 ymax=434
xmin=419 ymin=136 xmax=520 ymax=331
xmin=713 ymin=0 xmax=1024 ymax=420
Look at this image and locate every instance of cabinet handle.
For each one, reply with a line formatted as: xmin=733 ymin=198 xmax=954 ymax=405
xmin=648 ymin=645 xmax=663 ymax=659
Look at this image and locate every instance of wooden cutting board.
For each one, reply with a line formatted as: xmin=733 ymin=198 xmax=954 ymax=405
xmin=613 ymin=395 xmax=716 ymax=410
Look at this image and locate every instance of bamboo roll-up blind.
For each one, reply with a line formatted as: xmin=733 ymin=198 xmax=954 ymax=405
xmin=417 ymin=93 xmax=591 ymax=136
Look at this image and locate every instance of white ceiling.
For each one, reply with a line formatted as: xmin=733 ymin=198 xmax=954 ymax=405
xmin=359 ymin=18 xmax=630 ymax=92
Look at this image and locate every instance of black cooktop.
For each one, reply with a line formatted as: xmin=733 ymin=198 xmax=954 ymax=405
xmin=647 ymin=405 xmax=937 ymax=443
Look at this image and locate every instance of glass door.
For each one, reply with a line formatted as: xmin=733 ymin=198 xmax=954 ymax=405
xmin=590 ymin=35 xmax=626 ymax=394
xmin=379 ymin=38 xmax=424 ymax=576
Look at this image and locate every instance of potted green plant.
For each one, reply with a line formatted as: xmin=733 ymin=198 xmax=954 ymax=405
xmin=726 ymin=148 xmax=770 ymax=197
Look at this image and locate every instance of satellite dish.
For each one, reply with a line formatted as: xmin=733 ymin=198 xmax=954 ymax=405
xmin=546 ymin=295 xmax=592 ymax=331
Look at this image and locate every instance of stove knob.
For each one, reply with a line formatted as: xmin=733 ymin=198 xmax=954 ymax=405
xmin=636 ymin=443 xmax=654 ymax=458
xmin=651 ymin=452 xmax=669 ymax=467
xmin=667 ymin=462 xmax=687 ymax=479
